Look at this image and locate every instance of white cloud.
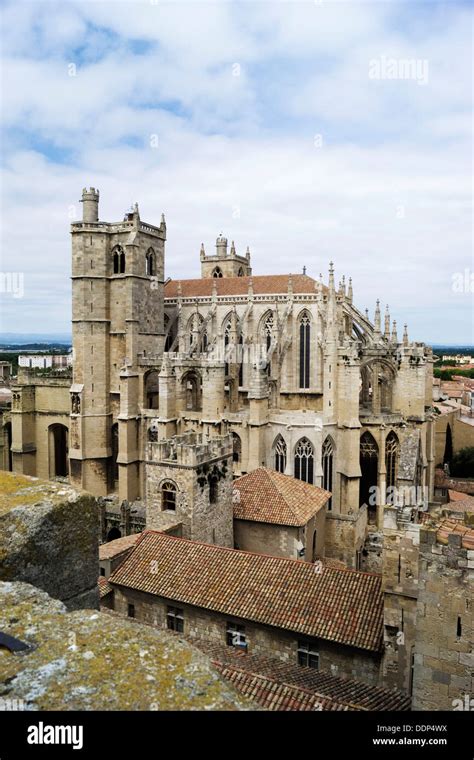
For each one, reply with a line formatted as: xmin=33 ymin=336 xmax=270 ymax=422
xmin=0 ymin=0 xmax=472 ymax=344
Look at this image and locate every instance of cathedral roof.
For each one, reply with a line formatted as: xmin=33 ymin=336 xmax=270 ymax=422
xmin=109 ymin=531 xmax=383 ymax=652
xmin=233 ymin=467 xmax=330 ymax=527
xmin=164 ymin=273 xmax=321 ymax=299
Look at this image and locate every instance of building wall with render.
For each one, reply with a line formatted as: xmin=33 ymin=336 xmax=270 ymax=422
xmin=111 ymin=585 xmax=382 ymax=685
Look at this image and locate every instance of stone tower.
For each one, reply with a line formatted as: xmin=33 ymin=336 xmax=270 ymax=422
xmin=200 ymin=236 xmax=252 ymax=278
xmin=380 ymin=504 xmax=420 ymax=695
xmin=69 ymin=188 xmax=166 ymax=497
xmin=145 ymin=431 xmax=234 ymax=546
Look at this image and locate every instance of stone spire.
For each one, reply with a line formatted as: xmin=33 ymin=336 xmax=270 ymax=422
xmin=403 ymin=323 xmax=409 ymax=346
xmin=328 ymin=262 xmax=335 ymax=293
xmin=247 ymin=277 xmax=254 ymax=299
xmin=340 ymin=275 xmax=346 ymax=297
xmin=374 ymin=300 xmax=381 ymax=334
xmin=200 ymin=243 xmax=206 ymax=260
xmin=230 ymin=240 xmax=236 ymax=256
xmin=391 ymin=320 xmax=398 ymax=343
xmin=384 ymin=305 xmax=390 ymax=339
xmin=348 ymin=277 xmax=353 ymax=303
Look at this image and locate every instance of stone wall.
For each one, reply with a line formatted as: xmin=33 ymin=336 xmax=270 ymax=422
xmin=380 ymin=507 xmax=420 ymax=694
xmin=324 ymin=506 xmax=368 ymax=568
xmin=0 ymin=472 xmax=99 ymax=610
xmin=412 ymin=522 xmax=474 ymax=711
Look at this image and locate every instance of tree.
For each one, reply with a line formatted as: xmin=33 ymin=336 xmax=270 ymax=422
xmin=443 ymin=424 xmax=453 ymax=466
xmin=450 ymin=447 xmax=474 ymax=478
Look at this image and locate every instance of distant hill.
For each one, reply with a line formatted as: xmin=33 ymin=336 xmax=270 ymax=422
xmin=431 ymin=346 xmax=474 ymax=356
xmin=0 ymin=333 xmax=72 ymax=349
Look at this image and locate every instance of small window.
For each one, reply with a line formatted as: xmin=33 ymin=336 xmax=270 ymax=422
xmin=209 ymin=477 xmax=218 ymax=504
xmin=297 ymin=640 xmax=319 ymax=669
xmin=167 ymin=606 xmax=184 ymax=633
xmin=456 ymin=616 xmax=462 ymax=639
xmin=100 ymin=567 xmax=105 ymax=577
xmin=212 ymin=266 xmax=223 ymax=278
xmin=128 ymin=604 xmax=135 ymax=618
xmin=226 ymin=622 xmax=246 ymax=648
xmin=162 ymin=481 xmax=177 ymax=511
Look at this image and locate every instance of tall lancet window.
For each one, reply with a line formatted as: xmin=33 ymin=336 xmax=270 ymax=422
xmin=385 ymin=431 xmax=399 ymax=504
xmin=263 ymin=313 xmax=274 ymax=375
xmin=299 ymin=312 xmax=311 ymax=389
xmin=146 ymin=248 xmax=155 ymax=276
xmin=294 ymin=437 xmax=314 ymax=484
xmin=274 ymin=435 xmax=287 ymax=473
xmin=322 ymin=436 xmax=335 ymax=510
xmin=224 ymin=317 xmax=243 ymax=385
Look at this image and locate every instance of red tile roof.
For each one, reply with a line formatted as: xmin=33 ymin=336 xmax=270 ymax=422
xmin=193 ymin=640 xmax=411 ymax=711
xmin=99 ymin=533 xmax=140 ymax=561
xmin=233 ymin=468 xmax=330 ymax=527
xmin=109 ymin=532 xmax=383 ymax=652
xmin=436 ymin=518 xmax=474 ymax=549
xmin=98 ymin=576 xmax=113 ymax=598
xmin=448 ymin=490 xmax=474 ymax=503
xmin=164 ymin=274 xmax=320 ymax=299
xmin=217 ymin=667 xmax=349 ymax=711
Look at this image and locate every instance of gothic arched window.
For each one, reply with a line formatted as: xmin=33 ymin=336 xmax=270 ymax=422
xmin=161 ymin=480 xmax=177 ymax=511
xmin=262 ymin=313 xmax=274 ymax=375
xmin=144 ymin=370 xmax=159 ymax=410
xmin=385 ymin=431 xmax=399 ymax=503
xmin=274 ymin=436 xmax=287 ymax=473
xmin=224 ymin=317 xmax=243 ymax=385
xmin=294 ymin=437 xmax=314 ymax=484
xmin=261 ymin=313 xmax=273 ymax=352
xmin=212 ymin=267 xmax=223 ymax=278
xmin=322 ymin=436 xmax=335 ymax=510
xmin=146 ymin=248 xmax=156 ymax=276
xmin=299 ymin=312 xmax=311 ymax=389
xmin=112 ymin=245 xmax=125 ymax=274
xmin=232 ymin=432 xmax=242 ymax=464
xmin=237 ymin=267 xmax=245 ymax=277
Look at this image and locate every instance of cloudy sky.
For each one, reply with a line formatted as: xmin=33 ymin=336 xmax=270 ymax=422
xmin=0 ymin=0 xmax=472 ymax=343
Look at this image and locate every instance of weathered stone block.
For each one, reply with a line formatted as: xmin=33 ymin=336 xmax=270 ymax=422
xmin=0 ymin=582 xmax=254 ymax=711
xmin=0 ymin=472 xmax=99 ymax=610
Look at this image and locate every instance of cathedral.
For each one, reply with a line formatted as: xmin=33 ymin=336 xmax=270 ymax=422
xmin=10 ymin=187 xmax=436 ymax=568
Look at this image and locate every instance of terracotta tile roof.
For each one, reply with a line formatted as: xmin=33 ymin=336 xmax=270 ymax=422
xmin=99 ymin=533 xmax=140 ymax=560
xmin=233 ymin=468 xmax=330 ymax=527
xmin=164 ymin=273 xmax=320 ymax=299
xmin=448 ymin=490 xmax=474 ymax=503
xmin=109 ymin=532 xmax=383 ymax=652
xmin=217 ymin=667 xmax=348 ymax=711
xmin=436 ymin=518 xmax=474 ymax=549
xmin=445 ymin=500 xmax=474 ymax=514
xmin=98 ymin=576 xmax=113 ymax=598
xmin=192 ymin=640 xmax=411 ymax=711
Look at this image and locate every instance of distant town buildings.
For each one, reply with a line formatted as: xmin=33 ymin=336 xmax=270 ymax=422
xmin=18 ymin=353 xmax=72 ymax=370
xmin=441 ymin=354 xmax=473 ymax=365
